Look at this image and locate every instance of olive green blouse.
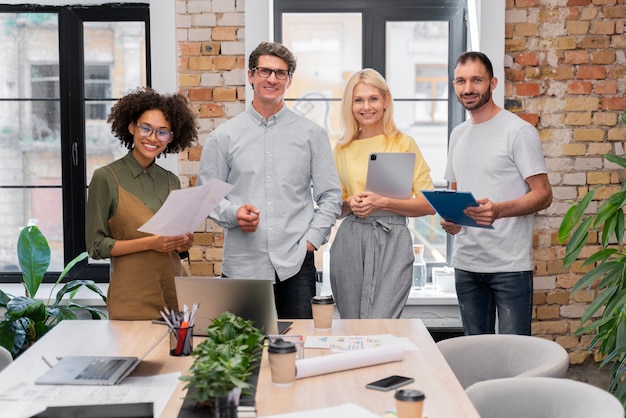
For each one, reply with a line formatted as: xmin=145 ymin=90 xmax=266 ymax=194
xmin=85 ymin=152 xmax=180 ymax=259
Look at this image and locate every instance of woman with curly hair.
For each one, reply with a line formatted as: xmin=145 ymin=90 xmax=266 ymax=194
xmin=86 ymin=87 xmax=198 ymax=320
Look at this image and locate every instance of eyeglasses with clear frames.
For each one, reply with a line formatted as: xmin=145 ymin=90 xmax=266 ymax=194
xmin=252 ymin=66 xmax=291 ymax=80
xmin=136 ymin=123 xmax=173 ymax=142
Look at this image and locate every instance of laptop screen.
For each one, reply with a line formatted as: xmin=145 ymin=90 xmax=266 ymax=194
xmin=175 ymin=276 xmax=280 ymax=336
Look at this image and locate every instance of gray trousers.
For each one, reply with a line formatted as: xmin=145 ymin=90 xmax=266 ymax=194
xmin=329 ymin=214 xmax=413 ymax=318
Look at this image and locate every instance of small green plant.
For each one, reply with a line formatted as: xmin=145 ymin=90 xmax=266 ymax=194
xmin=0 ymin=225 xmax=107 ymax=357
xmin=559 ymin=148 xmax=626 ymax=408
xmin=180 ymin=311 xmax=265 ymax=409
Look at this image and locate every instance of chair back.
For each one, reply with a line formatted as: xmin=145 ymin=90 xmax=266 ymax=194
xmin=466 ymin=376 xmax=624 ymax=418
xmin=436 ymin=334 xmax=569 ymax=389
xmin=0 ymin=345 xmax=13 ymax=372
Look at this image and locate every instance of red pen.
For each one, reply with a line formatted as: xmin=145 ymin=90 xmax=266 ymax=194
xmin=176 ymin=320 xmax=189 ymax=355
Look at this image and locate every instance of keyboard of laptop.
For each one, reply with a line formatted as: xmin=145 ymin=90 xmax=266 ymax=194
xmin=77 ymin=358 xmax=127 ymax=380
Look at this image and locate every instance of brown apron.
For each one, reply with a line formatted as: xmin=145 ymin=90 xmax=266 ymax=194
xmin=106 ymin=169 xmax=182 ymax=320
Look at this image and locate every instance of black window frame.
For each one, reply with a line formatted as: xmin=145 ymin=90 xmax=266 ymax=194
xmin=0 ymin=4 xmax=151 ymax=283
xmin=274 ymin=0 xmax=467 ymax=267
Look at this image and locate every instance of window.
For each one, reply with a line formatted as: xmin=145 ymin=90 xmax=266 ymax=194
xmin=274 ymin=0 xmax=467 ymax=267
xmin=0 ymin=5 xmax=149 ymax=282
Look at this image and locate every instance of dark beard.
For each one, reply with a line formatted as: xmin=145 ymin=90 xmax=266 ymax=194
xmin=458 ymin=88 xmax=491 ymax=111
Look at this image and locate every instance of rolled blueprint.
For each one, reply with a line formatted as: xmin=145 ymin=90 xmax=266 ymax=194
xmin=295 ymin=344 xmax=405 ymax=379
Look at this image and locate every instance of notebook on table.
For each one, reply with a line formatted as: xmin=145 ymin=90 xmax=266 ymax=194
xmin=35 ymin=330 xmax=169 ymax=386
xmin=175 ymin=276 xmax=292 ymax=337
xmin=365 ymin=152 xmax=416 ymax=216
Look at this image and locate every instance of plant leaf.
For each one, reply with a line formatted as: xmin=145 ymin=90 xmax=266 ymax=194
xmin=559 ymin=191 xmax=595 ymax=243
xmin=571 ymin=261 xmax=619 ymax=293
xmin=17 ymin=225 xmax=50 ymax=298
xmin=605 ymin=153 xmax=626 ymax=169
xmin=580 ymin=285 xmax=618 ymax=324
xmin=563 ymin=217 xmax=594 ymax=267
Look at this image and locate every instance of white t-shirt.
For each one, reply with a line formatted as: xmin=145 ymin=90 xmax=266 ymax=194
xmin=444 ymin=109 xmax=547 ymax=272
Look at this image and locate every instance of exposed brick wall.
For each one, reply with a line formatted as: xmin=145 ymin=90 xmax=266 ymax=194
xmin=504 ymin=0 xmax=626 ymax=364
xmin=175 ymin=0 xmax=626 ymax=362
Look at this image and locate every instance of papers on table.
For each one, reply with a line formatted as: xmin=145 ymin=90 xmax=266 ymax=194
xmin=304 ymin=334 xmax=417 ymax=352
xmin=0 ymin=373 xmax=181 ymax=418
xmin=138 ymin=179 xmax=232 ymax=236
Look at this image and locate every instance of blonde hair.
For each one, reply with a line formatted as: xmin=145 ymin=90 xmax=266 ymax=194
xmin=336 ymin=68 xmax=400 ymax=148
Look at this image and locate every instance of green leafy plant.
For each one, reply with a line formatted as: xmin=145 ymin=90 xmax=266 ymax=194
xmin=559 ymin=146 xmax=626 ymax=407
xmin=180 ymin=311 xmax=265 ymax=409
xmin=0 ymin=225 xmax=107 ymax=357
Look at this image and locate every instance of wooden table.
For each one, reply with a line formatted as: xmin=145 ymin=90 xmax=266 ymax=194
xmin=255 ymin=319 xmax=479 ymax=417
xmin=0 ymin=319 xmax=479 ymax=417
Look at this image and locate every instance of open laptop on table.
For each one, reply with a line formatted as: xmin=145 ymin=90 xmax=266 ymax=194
xmin=175 ymin=276 xmax=292 ymax=337
xmin=35 ymin=329 xmax=169 ymax=386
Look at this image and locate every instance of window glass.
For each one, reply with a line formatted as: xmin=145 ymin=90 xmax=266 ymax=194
xmin=0 ymin=12 xmax=62 ymax=270
xmin=282 ymin=12 xmax=361 ymax=147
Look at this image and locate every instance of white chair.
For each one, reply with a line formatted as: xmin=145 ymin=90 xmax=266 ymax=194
xmin=466 ymin=376 xmax=624 ymax=418
xmin=436 ymin=334 xmax=569 ymax=389
xmin=0 ymin=345 xmax=12 ymax=372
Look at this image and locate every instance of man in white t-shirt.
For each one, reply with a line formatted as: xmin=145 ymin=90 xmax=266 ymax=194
xmin=442 ymin=51 xmax=553 ymax=335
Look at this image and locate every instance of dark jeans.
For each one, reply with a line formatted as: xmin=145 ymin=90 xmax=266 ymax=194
xmin=455 ymin=269 xmax=533 ymax=335
xmin=273 ymin=251 xmax=316 ymax=319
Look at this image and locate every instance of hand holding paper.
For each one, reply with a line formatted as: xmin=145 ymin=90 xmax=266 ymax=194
xmin=138 ymin=179 xmax=233 ymax=236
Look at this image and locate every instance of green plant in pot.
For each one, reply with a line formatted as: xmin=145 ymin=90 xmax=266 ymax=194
xmin=180 ymin=311 xmax=265 ymax=417
xmin=0 ymin=225 xmax=107 ymax=357
xmin=559 ymin=119 xmax=626 ymax=408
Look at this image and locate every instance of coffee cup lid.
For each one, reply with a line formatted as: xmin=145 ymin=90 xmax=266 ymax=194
xmin=394 ymin=389 xmax=425 ymax=402
xmin=311 ymin=295 xmax=334 ymax=305
xmin=268 ymin=338 xmax=297 ymax=354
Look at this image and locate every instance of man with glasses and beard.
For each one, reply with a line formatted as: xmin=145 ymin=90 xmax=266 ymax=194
xmin=198 ymin=42 xmax=342 ymax=319
xmin=441 ymin=51 xmax=552 ymax=335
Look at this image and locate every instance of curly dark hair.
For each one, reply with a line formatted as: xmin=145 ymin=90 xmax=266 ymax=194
xmin=107 ymin=87 xmax=198 ymax=156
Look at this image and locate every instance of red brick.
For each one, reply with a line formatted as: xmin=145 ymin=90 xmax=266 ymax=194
xmin=567 ymin=81 xmax=592 ymax=94
xmin=188 ymin=88 xmax=213 ymax=101
xmin=517 ymin=113 xmax=539 ymax=126
xmin=199 ymin=103 xmax=225 ymax=118
xmin=593 ymin=80 xmax=618 ymax=95
xmin=601 ymin=97 xmax=626 ymax=111
xmin=576 ymin=65 xmax=607 ymax=79
xmin=514 ymin=52 xmax=539 ymax=66
xmin=564 ymin=50 xmax=589 ymax=65
xmin=516 ymin=83 xmax=541 ymax=96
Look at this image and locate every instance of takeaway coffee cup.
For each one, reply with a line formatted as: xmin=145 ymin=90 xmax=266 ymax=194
xmin=311 ymin=295 xmax=335 ymax=330
xmin=268 ymin=338 xmax=297 ymax=387
xmin=394 ymin=389 xmax=425 ymax=418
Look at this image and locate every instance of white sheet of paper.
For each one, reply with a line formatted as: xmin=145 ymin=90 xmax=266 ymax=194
xmin=261 ymin=403 xmax=380 ymax=418
xmin=138 ymin=179 xmax=232 ymax=236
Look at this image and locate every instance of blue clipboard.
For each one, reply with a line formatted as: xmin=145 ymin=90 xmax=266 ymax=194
xmin=422 ymin=190 xmax=494 ymax=229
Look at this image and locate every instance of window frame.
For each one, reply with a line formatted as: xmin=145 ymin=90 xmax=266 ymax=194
xmin=0 ymin=4 xmax=150 ymax=283
xmin=273 ymin=0 xmax=467 ymax=267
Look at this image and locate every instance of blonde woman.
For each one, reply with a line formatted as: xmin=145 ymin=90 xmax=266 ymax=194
xmin=330 ymin=69 xmax=435 ymax=319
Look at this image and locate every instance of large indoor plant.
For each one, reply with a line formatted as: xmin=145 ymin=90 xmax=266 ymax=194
xmin=0 ymin=225 xmax=107 ymax=357
xmin=180 ymin=311 xmax=265 ymax=417
xmin=559 ymin=113 xmax=626 ymax=408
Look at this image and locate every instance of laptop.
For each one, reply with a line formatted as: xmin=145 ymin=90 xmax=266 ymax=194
xmin=365 ymin=152 xmax=415 ymax=216
xmin=175 ymin=276 xmax=291 ymax=337
xmin=35 ymin=330 xmax=169 ymax=386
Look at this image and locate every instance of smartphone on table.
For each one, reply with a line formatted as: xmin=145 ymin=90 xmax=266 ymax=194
xmin=365 ymin=375 xmax=414 ymax=392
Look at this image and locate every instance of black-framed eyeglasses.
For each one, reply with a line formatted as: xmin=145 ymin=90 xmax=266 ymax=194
xmin=136 ymin=123 xmax=173 ymax=142
xmin=252 ymin=66 xmax=291 ymax=80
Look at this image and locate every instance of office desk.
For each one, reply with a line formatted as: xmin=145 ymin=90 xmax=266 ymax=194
xmin=255 ymin=319 xmax=479 ymax=417
xmin=0 ymin=319 xmax=478 ymax=418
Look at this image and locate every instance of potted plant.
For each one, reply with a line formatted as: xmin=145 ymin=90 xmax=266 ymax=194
xmin=559 ymin=110 xmax=626 ymax=408
xmin=0 ymin=225 xmax=107 ymax=357
xmin=180 ymin=311 xmax=265 ymax=417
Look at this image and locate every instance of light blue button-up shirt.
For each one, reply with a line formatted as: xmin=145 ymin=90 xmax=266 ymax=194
xmin=198 ymin=104 xmax=342 ymax=281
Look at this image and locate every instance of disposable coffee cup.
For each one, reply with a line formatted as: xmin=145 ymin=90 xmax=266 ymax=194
xmin=268 ymin=338 xmax=297 ymax=387
xmin=394 ymin=389 xmax=425 ymax=418
xmin=169 ymin=325 xmax=194 ymax=356
xmin=311 ymin=295 xmax=335 ymax=330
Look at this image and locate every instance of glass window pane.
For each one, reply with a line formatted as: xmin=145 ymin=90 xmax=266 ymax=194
xmin=282 ymin=13 xmax=361 ymax=147
xmin=84 ymin=22 xmax=146 ymax=183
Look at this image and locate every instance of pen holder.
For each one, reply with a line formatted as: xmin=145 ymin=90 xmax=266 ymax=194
xmin=170 ymin=325 xmax=194 ymax=356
